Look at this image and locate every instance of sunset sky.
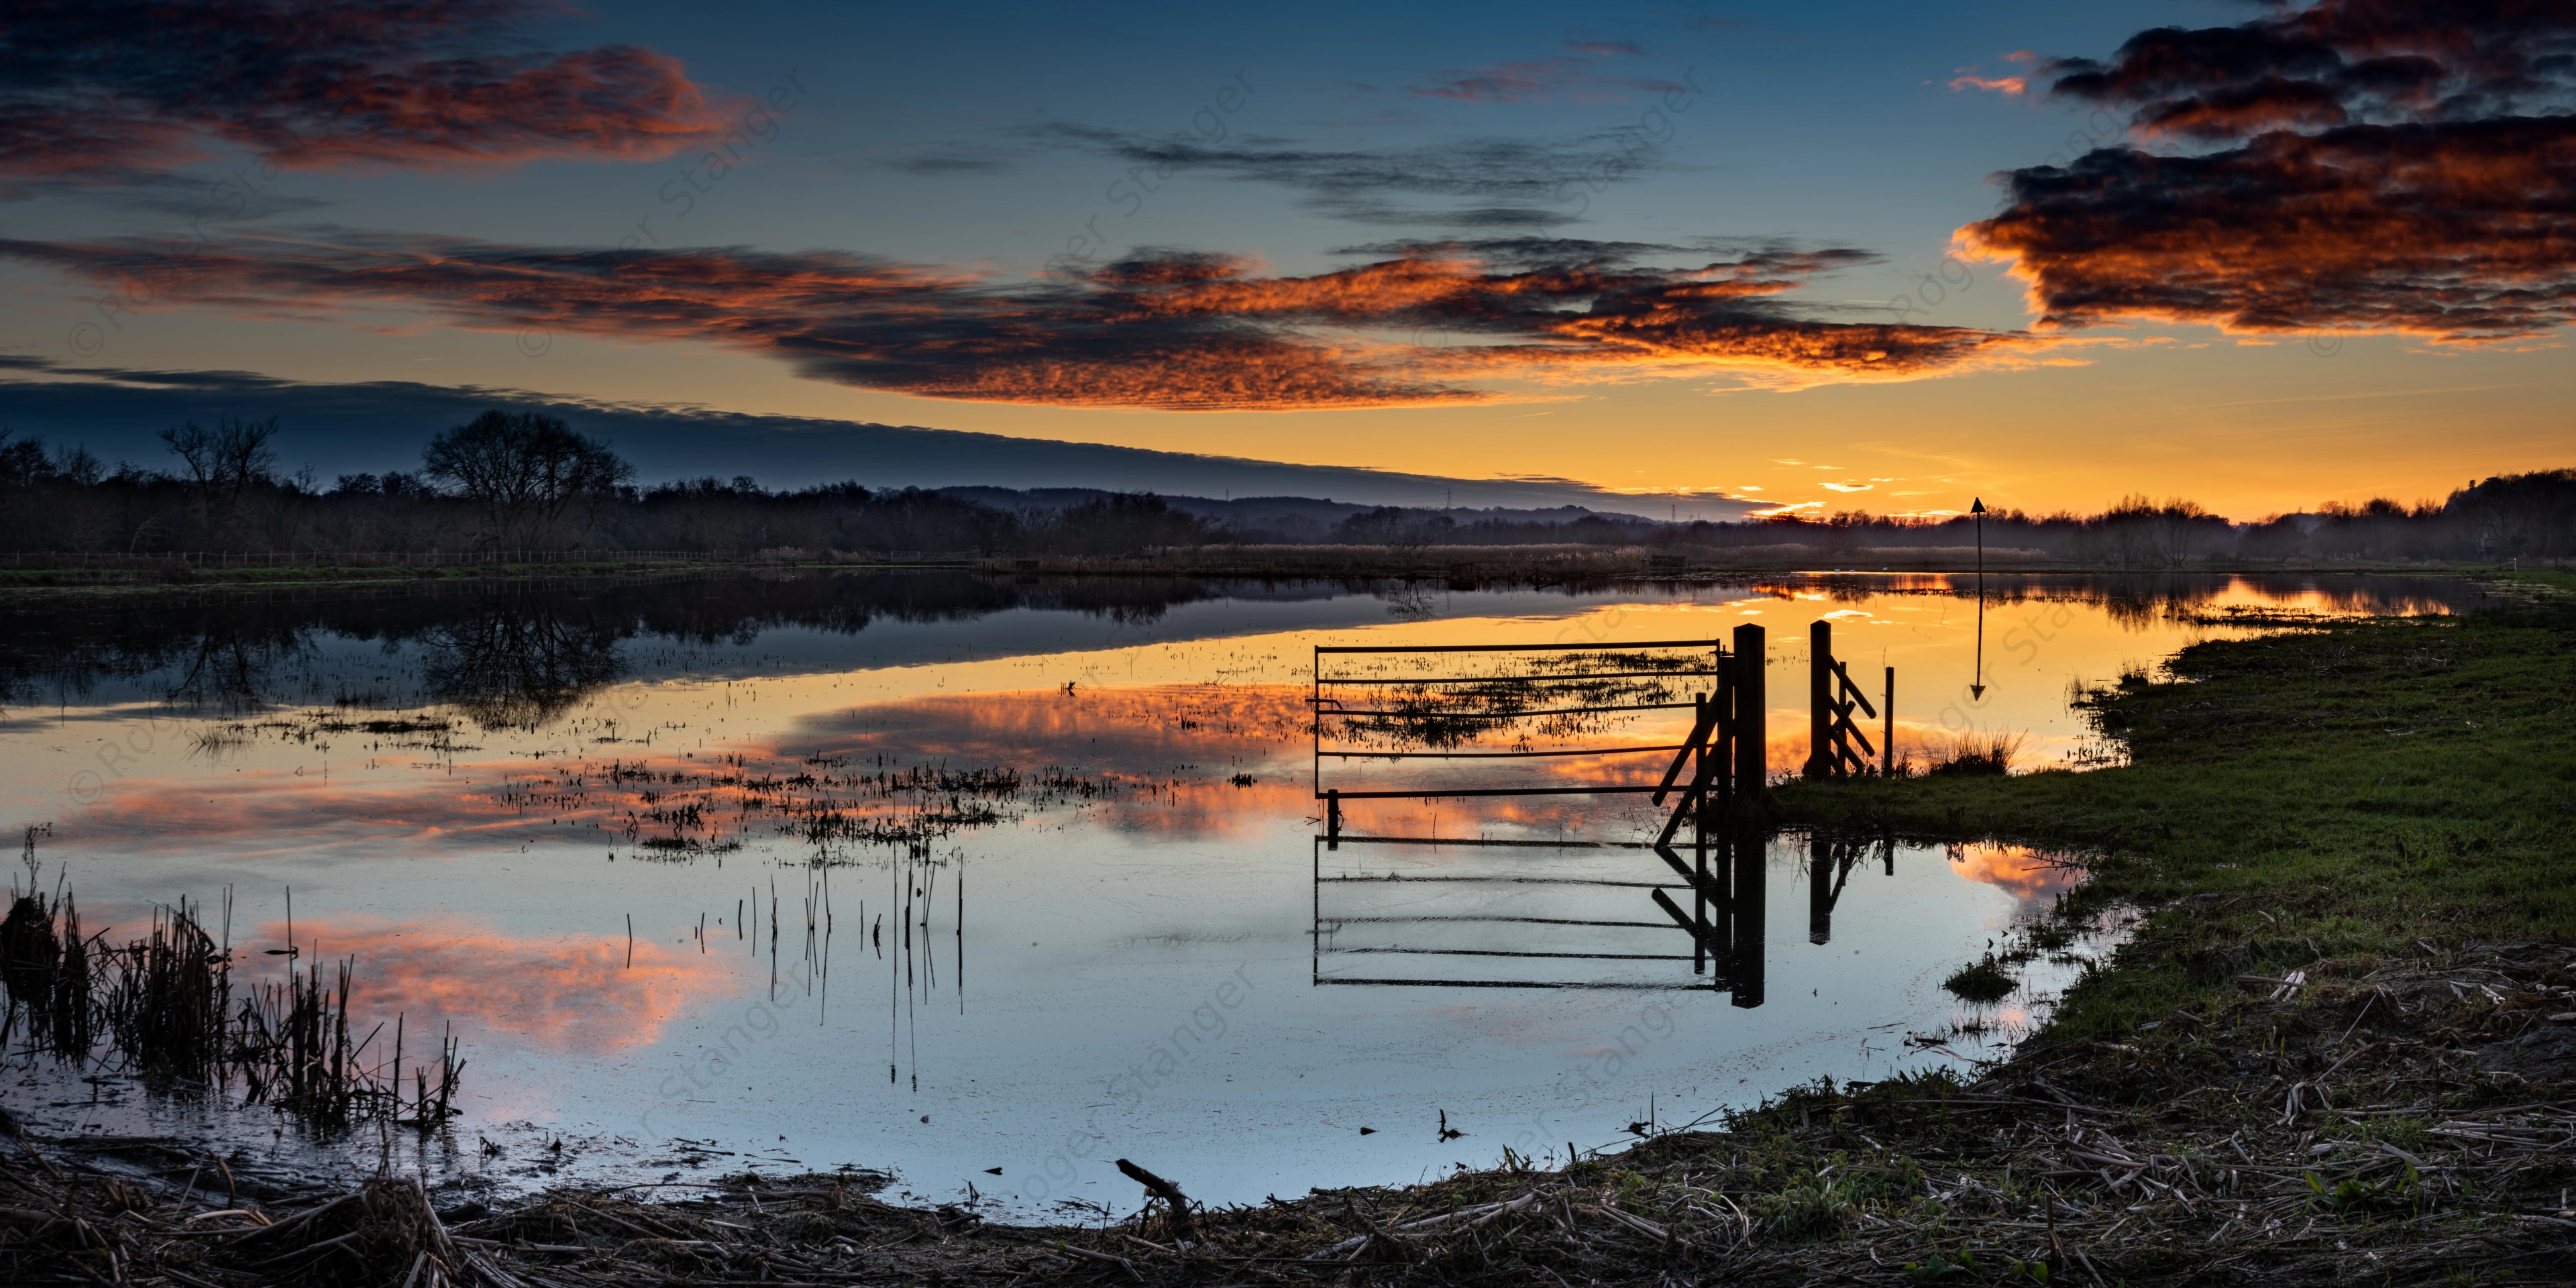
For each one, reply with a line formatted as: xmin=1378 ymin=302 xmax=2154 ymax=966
xmin=3 ymin=0 xmax=2570 ymax=518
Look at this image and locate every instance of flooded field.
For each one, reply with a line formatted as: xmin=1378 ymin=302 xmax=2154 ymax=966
xmin=0 ymin=571 xmax=2491 ymax=1214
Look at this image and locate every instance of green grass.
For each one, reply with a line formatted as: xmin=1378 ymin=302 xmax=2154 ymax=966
xmin=1778 ymin=581 xmax=2576 ymax=1044
xmin=2498 ymin=567 xmax=2576 ymax=594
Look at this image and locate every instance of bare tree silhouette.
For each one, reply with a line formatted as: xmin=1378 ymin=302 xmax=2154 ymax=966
xmin=421 ymin=411 xmax=631 ymax=551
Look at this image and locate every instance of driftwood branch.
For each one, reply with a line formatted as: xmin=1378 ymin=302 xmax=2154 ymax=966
xmin=1114 ymin=1158 xmax=1195 ymax=1241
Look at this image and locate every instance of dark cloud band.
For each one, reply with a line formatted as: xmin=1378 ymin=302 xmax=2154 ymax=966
xmin=0 ymin=0 xmax=724 ymax=185
xmin=1407 ymin=42 xmax=1684 ymax=104
xmin=1025 ymin=125 xmax=1676 ymax=228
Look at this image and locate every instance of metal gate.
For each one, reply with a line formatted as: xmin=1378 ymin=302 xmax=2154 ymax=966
xmin=1308 ymin=625 xmax=1771 ymax=1002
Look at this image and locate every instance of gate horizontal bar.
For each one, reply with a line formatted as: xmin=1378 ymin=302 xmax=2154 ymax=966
xmin=1320 ymin=669 xmax=1721 ymax=684
xmin=1322 ymin=835 xmax=1652 ymax=849
xmin=1322 ymin=743 xmax=1687 ymax=760
xmin=1318 ymin=915 xmax=1669 ymax=928
xmin=1328 ymin=947 xmax=1695 ymax=961
xmin=1313 ymin=977 xmax=1717 ymax=990
xmin=1316 ymin=639 xmax=1723 ymax=654
xmin=1319 ymin=702 xmax=1701 ymax=718
xmin=1317 ymin=875 xmax=1677 ymax=887
xmin=1311 ymin=786 xmax=1666 ymax=799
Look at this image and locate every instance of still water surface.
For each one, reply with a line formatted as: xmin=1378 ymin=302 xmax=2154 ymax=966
xmin=0 ymin=572 xmax=2489 ymax=1212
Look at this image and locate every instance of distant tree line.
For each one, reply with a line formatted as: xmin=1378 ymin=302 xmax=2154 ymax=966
xmin=1719 ymin=482 xmax=2575 ymax=567
xmin=0 ymin=413 xmax=1209 ymax=558
xmin=0 ymin=412 xmax=2568 ymax=564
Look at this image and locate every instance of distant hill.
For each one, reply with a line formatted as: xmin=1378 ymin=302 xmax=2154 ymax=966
xmin=0 ymin=358 xmax=1756 ymax=519
xmin=930 ymin=486 xmax=1658 ymax=529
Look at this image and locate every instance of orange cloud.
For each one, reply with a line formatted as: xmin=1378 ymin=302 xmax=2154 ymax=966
xmin=0 ymin=234 xmax=2042 ymax=409
xmin=1948 ymin=74 xmax=2029 ymax=95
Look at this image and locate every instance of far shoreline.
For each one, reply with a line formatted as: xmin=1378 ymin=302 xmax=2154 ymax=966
xmin=0 ymin=547 xmax=2550 ymax=596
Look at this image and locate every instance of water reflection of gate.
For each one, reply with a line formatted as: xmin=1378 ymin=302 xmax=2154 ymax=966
xmin=1806 ymin=833 xmax=1893 ymax=945
xmin=1311 ymin=832 xmax=1894 ymax=999
xmin=1311 ymin=833 xmax=1764 ymax=999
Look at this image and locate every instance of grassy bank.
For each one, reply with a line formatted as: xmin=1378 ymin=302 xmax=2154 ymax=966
xmin=1780 ymin=570 xmax=2576 ymax=1045
xmin=5 ymin=582 xmax=2573 ymax=1286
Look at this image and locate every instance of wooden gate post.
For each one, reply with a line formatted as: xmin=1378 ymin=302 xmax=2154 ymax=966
xmin=1731 ymin=623 xmax=1765 ymax=806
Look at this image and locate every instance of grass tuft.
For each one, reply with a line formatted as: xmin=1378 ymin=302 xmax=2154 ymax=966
xmin=1925 ymin=730 xmax=2027 ymax=776
xmin=1941 ymin=954 xmax=2019 ymax=1002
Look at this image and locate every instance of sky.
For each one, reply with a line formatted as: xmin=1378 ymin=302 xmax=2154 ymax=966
xmin=1 ymin=0 xmax=2570 ymax=519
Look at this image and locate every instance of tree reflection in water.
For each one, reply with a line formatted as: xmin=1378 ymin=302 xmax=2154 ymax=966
xmin=0 ymin=570 xmax=1274 ymax=722
xmin=418 ymin=590 xmax=627 ymax=731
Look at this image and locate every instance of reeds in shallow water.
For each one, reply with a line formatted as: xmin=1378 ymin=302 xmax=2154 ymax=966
xmin=98 ymin=896 xmax=227 ymax=1076
xmin=2 ymin=873 xmax=464 ymax=1134
xmin=1 ymin=890 xmax=91 ymax=1058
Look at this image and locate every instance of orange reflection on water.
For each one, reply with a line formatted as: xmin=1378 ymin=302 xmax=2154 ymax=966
xmin=59 ymin=686 xmax=1332 ymax=853
xmin=66 ymin=762 xmax=639 ymax=855
xmin=251 ymin=917 xmax=737 ymax=1054
xmin=57 ymin=678 xmax=2020 ymax=857
xmin=802 ymin=685 xmax=1828 ymax=824
xmin=1946 ymin=843 xmax=2078 ymax=910
xmin=786 ymin=683 xmax=1308 ymax=769
xmin=68 ymin=768 xmax=624 ymax=853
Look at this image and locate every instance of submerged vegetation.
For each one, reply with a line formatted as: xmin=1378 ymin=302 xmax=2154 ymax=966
xmin=581 ymin=751 xmax=1132 ymax=857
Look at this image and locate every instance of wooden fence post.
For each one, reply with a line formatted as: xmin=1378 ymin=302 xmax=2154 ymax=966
xmin=1883 ymin=665 xmax=1894 ymax=777
xmin=1806 ymin=619 xmax=1832 ymax=779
